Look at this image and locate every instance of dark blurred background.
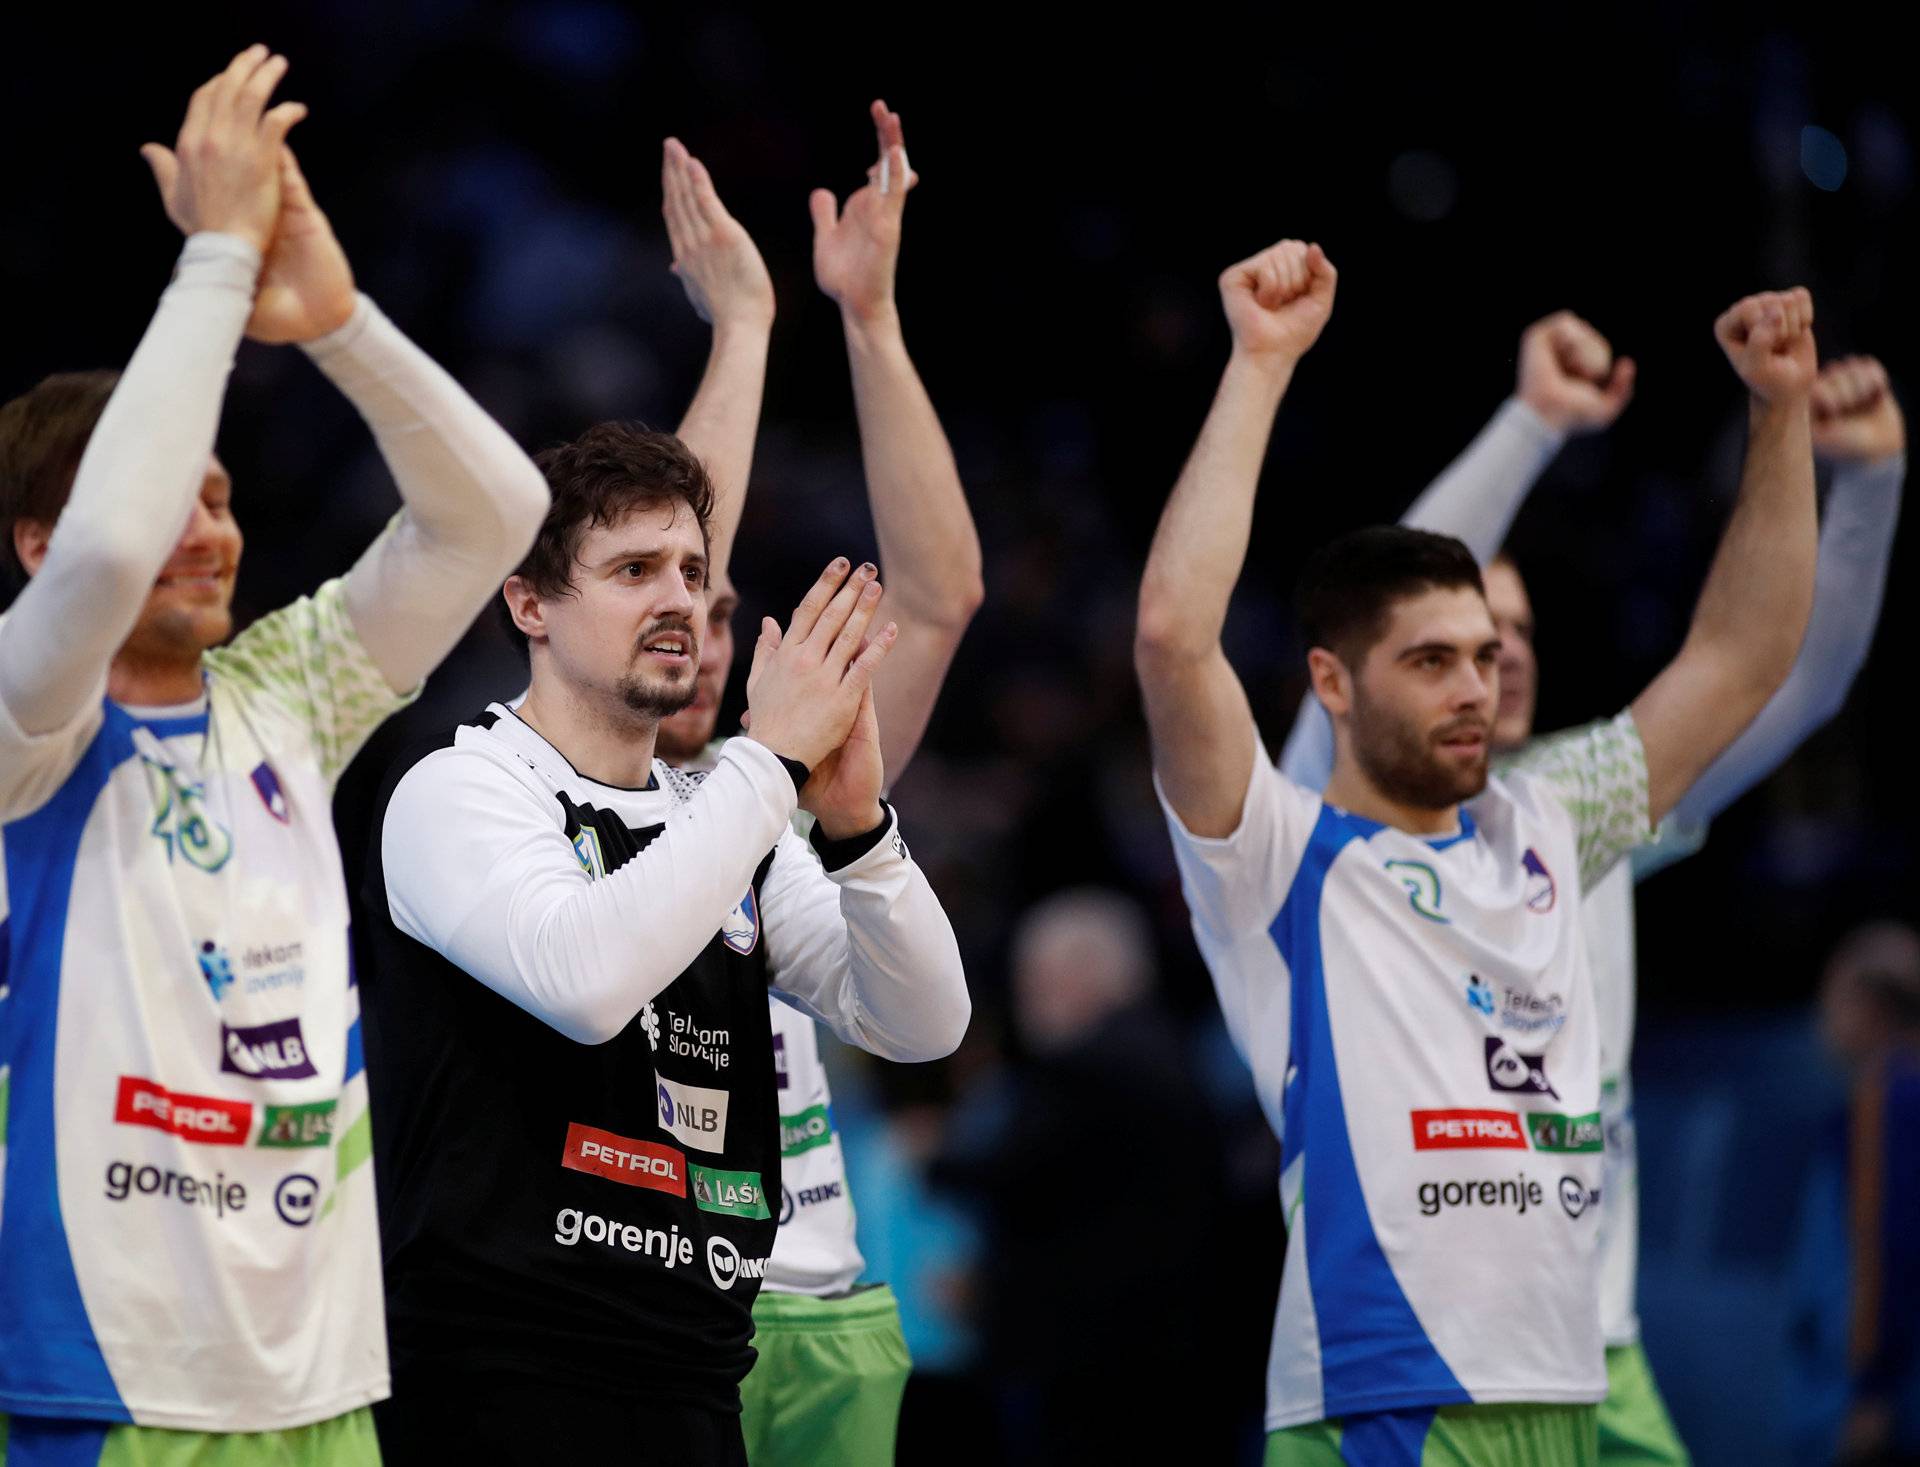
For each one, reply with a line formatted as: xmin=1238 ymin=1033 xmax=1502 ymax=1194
xmin=5 ymin=6 xmax=1916 ymax=1463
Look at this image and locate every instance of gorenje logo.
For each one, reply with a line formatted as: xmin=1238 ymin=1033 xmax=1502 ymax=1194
xmin=259 ymin=1100 xmax=336 ymax=1149
xmin=656 ymin=1076 xmax=728 ymax=1153
xmin=115 ymin=1076 xmax=251 ymax=1146
xmin=705 ymin=1235 xmax=768 ymax=1291
xmin=105 ymin=1159 xmax=246 ymax=1217
xmin=690 ymin=1164 xmax=770 ymax=1219
xmin=1484 ymin=1037 xmax=1558 ymax=1098
xmin=780 ymin=1104 xmax=834 ymax=1157
xmin=220 ymin=1018 xmax=317 ymax=1081
xmin=1410 ymin=1109 xmax=1528 ymax=1150
xmin=554 ymin=1207 xmax=696 ymax=1269
xmin=1417 ymin=1172 xmax=1546 ymax=1217
xmin=561 ymin=1122 xmax=686 ymax=1196
xmin=1527 ymin=1111 xmax=1604 ymax=1154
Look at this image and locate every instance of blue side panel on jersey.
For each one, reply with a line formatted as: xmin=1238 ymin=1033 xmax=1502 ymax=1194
xmin=1426 ymin=807 xmax=1476 ymax=853
xmin=2 ymin=1416 xmax=112 ymax=1466
xmin=1273 ymin=804 xmax=1469 ymax=1417
xmin=0 ymin=709 xmax=135 ymax=1421
xmin=344 ymin=1017 xmax=364 ymax=1083
xmin=1340 ymin=1406 xmax=1437 ymax=1465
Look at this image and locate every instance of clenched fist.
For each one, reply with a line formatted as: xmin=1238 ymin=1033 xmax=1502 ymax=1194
xmin=1812 ymin=356 xmax=1905 ymax=462
xmin=1516 ymin=311 xmax=1635 ymax=435
xmin=1219 ymin=240 xmax=1337 ymax=365
xmin=1715 ymin=287 xmax=1817 ymax=405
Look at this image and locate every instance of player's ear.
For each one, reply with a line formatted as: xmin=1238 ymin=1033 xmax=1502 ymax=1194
xmin=502 ymin=575 xmax=546 ymax=642
xmin=12 ymin=519 xmax=52 ymax=578
xmin=1307 ymin=647 xmax=1353 ymax=718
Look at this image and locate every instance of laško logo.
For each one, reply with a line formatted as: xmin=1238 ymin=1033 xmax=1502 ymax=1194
xmin=115 ymin=1076 xmax=251 ymax=1146
xmin=561 ymin=1122 xmax=686 ymax=1196
xmin=1410 ymin=1109 xmax=1528 ymax=1150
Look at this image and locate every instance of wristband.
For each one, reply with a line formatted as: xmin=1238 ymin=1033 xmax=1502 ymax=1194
xmin=810 ymin=799 xmax=895 ymax=872
xmin=774 ymin=755 xmax=812 ymax=796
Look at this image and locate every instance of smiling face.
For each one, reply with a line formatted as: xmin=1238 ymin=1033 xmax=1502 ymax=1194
xmin=508 ymin=498 xmax=710 ymax=727
xmin=15 ymin=454 xmax=242 ymax=668
xmin=1331 ymin=583 xmax=1500 ymax=810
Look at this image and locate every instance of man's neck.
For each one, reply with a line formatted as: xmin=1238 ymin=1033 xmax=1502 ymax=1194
xmin=517 ymin=675 xmax=659 ymax=788
xmin=1322 ymin=760 xmax=1461 ymax=837
xmin=108 ymin=651 xmax=205 ymax=708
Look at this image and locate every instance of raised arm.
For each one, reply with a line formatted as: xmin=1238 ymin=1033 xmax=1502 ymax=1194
xmin=1632 ymin=289 xmax=1819 ymax=826
xmin=1135 ymin=240 xmax=1337 ymax=836
xmin=811 ymin=100 xmax=983 ymax=779
xmin=1672 ymin=357 xmax=1905 ymax=825
xmin=1277 ymin=309 xmax=1633 ymax=789
xmin=0 ymin=47 xmax=298 ymax=741
xmin=661 ymin=137 xmax=776 ymax=583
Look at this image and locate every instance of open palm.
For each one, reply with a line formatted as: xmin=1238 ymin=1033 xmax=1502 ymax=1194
xmin=812 ymin=100 xmax=916 ymax=321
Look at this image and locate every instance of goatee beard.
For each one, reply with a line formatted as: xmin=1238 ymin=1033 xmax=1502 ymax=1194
xmin=619 ymin=674 xmax=696 ymax=720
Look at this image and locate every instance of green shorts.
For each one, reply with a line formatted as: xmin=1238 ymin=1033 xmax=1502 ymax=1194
xmin=739 ymin=1284 xmax=911 ymax=1467
xmin=1597 ymin=1343 xmax=1690 ymax=1465
xmin=1 ymin=1406 xmax=380 ymax=1466
xmin=1266 ymin=1401 xmax=1598 ymax=1466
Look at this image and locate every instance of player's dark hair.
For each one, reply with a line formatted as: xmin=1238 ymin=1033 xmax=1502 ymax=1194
xmin=1296 ymin=525 xmax=1485 ymax=666
xmin=503 ymin=421 xmax=716 ymax=651
xmin=0 ymin=370 xmax=121 ymax=589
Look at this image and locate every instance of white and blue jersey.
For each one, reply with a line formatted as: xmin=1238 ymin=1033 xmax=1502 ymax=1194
xmin=1159 ymin=713 xmax=1651 ymax=1430
xmin=0 ymin=579 xmax=407 ymax=1431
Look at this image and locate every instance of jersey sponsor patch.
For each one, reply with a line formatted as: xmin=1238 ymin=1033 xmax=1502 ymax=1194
xmin=259 ymin=1100 xmax=337 ymax=1149
xmin=220 ymin=1017 xmax=318 ymax=1080
xmin=1527 ymin=1111 xmax=1604 ymax=1154
xmin=704 ymin=1235 xmax=767 ymax=1291
xmin=779 ymin=1103 xmax=834 ymax=1156
xmin=561 ymin=1121 xmax=687 ymax=1195
xmin=1484 ymin=1036 xmax=1558 ymax=1098
xmin=1410 ymin=1108 xmax=1528 ymax=1150
xmin=690 ymin=1164 xmax=770 ymax=1219
xmin=721 ymin=889 xmax=759 ymax=956
xmin=198 ymin=941 xmax=236 ymax=1001
xmin=554 ymin=1205 xmax=697 ymax=1270
xmin=115 ymin=1075 xmax=252 ymax=1145
xmin=656 ymin=1075 xmax=729 ymax=1154
xmin=250 ymin=761 xmax=291 ymax=823
xmin=1521 ymin=846 xmax=1557 ymax=912
xmin=105 ymin=1157 xmax=248 ymax=1216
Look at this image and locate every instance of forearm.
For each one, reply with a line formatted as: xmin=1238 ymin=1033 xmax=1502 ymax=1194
xmin=674 ymin=320 xmax=772 ymax=579
xmin=1675 ymin=452 xmax=1903 ymax=824
xmin=769 ymin=808 xmax=970 ymax=1061
xmin=1136 ymin=351 xmax=1293 ymax=659
xmin=1403 ymin=397 xmax=1565 ymax=561
xmin=319 ymin=297 xmax=550 ymax=692
xmin=842 ymin=307 xmax=982 ymax=628
xmin=0 ymin=234 xmax=258 ymax=734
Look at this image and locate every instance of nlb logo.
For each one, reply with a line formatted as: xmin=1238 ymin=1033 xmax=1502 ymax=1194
xmin=705 ymin=1235 xmax=768 ymax=1291
xmin=220 ymin=1018 xmax=317 ymax=1081
xmin=115 ymin=1076 xmax=251 ymax=1146
xmin=657 ymin=1075 xmax=729 ymax=1154
xmin=561 ymin=1122 xmax=686 ymax=1196
xmin=1410 ymin=1109 xmax=1528 ymax=1151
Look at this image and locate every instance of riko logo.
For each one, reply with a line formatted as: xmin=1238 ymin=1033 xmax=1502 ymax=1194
xmin=721 ymin=889 xmax=759 ymax=956
xmin=1417 ymin=1172 xmax=1546 ymax=1218
xmin=1521 ymin=847 xmax=1557 ymax=913
xmin=1527 ymin=1111 xmax=1604 ymax=1154
xmin=1559 ymin=1176 xmax=1601 ymax=1219
xmin=705 ymin=1236 xmax=768 ymax=1291
xmin=1410 ymin=1109 xmax=1528 ymax=1150
xmin=1485 ymin=1037 xmax=1559 ymax=1098
xmin=656 ymin=1076 xmax=729 ymax=1153
xmin=690 ymin=1164 xmax=770 ymax=1219
xmin=220 ymin=1018 xmax=317 ymax=1081
xmin=780 ymin=1104 xmax=834 ymax=1157
xmin=259 ymin=1100 xmax=337 ymax=1149
xmin=561 ymin=1122 xmax=686 ymax=1196
xmin=115 ymin=1076 xmax=251 ymax=1146
xmin=105 ymin=1159 xmax=246 ymax=1217
xmin=274 ymin=1173 xmax=320 ymax=1227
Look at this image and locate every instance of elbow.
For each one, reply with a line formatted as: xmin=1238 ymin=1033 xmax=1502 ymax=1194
xmin=1134 ymin=608 xmax=1205 ymax=680
xmin=498 ymin=462 xmax=553 ymax=557
xmin=541 ymin=995 xmax=632 ymax=1047
xmin=887 ymin=986 xmax=972 ymax=1063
